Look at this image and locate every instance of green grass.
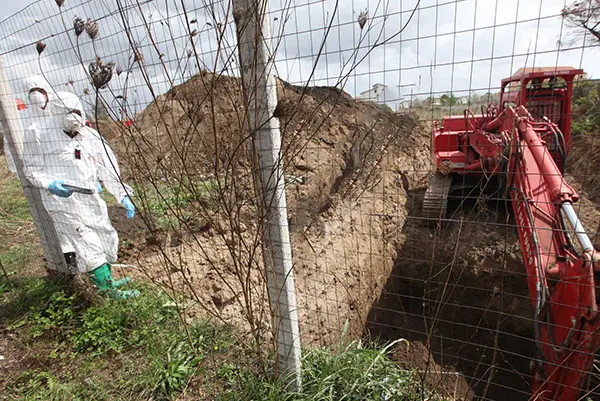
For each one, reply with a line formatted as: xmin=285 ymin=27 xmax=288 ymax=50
xmin=2 ymin=278 xmax=231 ymax=401
xmin=100 ymin=190 xmax=119 ymax=206
xmin=0 ymin=159 xmax=39 ymax=275
xmin=0 ymin=160 xmax=438 ymax=401
xmin=0 ymin=168 xmax=33 ymax=224
xmin=132 ymin=178 xmax=217 ymax=229
xmin=1 ymin=245 xmax=33 ymax=272
xmin=215 ymin=337 xmax=440 ymax=401
xmin=0 ymin=275 xmax=440 ymax=401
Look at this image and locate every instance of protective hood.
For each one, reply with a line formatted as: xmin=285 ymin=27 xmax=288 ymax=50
xmin=23 ymin=75 xmax=53 ymax=95
xmin=52 ymin=92 xmax=86 ymax=134
xmin=52 ymin=91 xmax=85 ymax=117
xmin=23 ymin=75 xmax=53 ymax=112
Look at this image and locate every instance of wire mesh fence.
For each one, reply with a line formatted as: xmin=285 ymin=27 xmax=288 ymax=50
xmin=1 ymin=0 xmax=600 ymax=400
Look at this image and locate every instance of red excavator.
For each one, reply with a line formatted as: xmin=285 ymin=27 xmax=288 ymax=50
xmin=424 ymin=67 xmax=600 ymax=400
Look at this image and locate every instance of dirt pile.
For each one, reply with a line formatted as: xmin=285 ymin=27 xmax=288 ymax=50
xmin=109 ymin=70 xmax=432 ymax=345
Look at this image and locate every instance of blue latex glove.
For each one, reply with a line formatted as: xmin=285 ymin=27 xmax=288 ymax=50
xmin=96 ymin=181 xmax=103 ymax=194
xmin=121 ymin=196 xmax=135 ymax=219
xmin=48 ymin=180 xmax=73 ymax=198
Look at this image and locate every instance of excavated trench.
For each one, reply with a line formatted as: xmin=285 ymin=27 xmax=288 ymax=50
xmin=364 ymin=191 xmax=538 ymax=401
xmin=363 ymin=181 xmax=600 ymax=400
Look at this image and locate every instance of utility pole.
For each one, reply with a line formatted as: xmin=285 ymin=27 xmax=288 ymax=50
xmin=232 ymin=0 xmax=302 ymax=391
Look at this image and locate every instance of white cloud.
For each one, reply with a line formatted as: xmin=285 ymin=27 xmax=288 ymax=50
xmin=0 ymin=0 xmax=596 ymax=113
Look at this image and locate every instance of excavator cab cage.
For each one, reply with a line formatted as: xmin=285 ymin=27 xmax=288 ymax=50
xmin=500 ymin=68 xmax=583 ymax=152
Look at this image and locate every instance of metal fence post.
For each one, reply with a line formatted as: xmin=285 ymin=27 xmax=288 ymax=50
xmin=232 ymin=0 xmax=302 ymax=390
xmin=0 ymin=57 xmax=68 ymax=274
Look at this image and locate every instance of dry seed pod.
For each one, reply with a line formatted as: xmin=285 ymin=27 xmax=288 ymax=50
xmin=85 ymin=18 xmax=99 ymax=40
xmin=134 ymin=49 xmax=143 ymax=62
xmin=83 ymin=88 xmax=90 ymax=95
xmin=358 ymin=10 xmax=368 ymax=29
xmin=89 ymin=57 xmax=114 ymax=89
xmin=73 ymin=17 xmax=85 ymax=36
xmin=35 ymin=41 xmax=46 ymax=55
xmin=55 ymin=0 xmax=65 ymax=7
xmin=116 ymin=65 xmax=123 ymax=76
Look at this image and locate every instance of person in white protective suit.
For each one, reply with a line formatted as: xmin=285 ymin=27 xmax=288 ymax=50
xmin=14 ymin=76 xmax=99 ymax=270
xmin=22 ymin=85 xmax=139 ymax=299
xmin=52 ymin=90 xmax=114 ymax=270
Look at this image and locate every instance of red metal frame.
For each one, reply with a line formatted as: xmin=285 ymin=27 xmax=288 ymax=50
xmin=507 ymin=106 xmax=599 ymax=400
xmin=500 ymin=68 xmax=583 ymax=152
xmin=430 ymin=68 xmax=600 ymax=400
xmin=432 ymin=69 xmax=582 ymax=174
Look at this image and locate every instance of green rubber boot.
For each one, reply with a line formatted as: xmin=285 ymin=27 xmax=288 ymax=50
xmin=108 ymin=288 xmax=140 ymax=300
xmin=108 ymin=265 xmax=133 ymax=288
xmin=89 ymin=263 xmax=140 ymax=300
xmin=112 ymin=277 xmax=133 ymax=288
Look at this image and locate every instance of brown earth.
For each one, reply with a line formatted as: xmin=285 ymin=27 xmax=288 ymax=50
xmin=569 ymin=133 xmax=600 ymax=213
xmin=99 ymin=72 xmax=600 ymax=401
xmin=107 ymin=70 xmax=433 ymax=348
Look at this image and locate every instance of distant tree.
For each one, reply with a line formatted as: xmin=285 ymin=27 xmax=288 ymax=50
xmin=482 ymin=92 xmax=495 ymax=103
xmin=469 ymin=93 xmax=481 ymax=104
xmin=561 ymin=0 xmax=600 ymax=45
xmin=439 ymin=93 xmax=457 ymax=106
xmin=378 ymin=103 xmax=393 ymax=113
xmin=423 ymin=96 xmax=435 ymax=106
xmin=571 ymin=79 xmax=600 ymax=135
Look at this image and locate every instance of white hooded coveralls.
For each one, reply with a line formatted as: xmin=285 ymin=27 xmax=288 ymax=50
xmin=17 ymin=76 xmax=76 ymax=254
xmin=23 ymin=90 xmax=132 ymax=273
xmin=3 ymin=75 xmax=52 ymax=175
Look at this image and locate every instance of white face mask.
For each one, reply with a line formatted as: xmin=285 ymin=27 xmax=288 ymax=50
xmin=63 ymin=112 xmax=85 ymax=134
xmin=28 ymin=91 xmax=48 ymax=110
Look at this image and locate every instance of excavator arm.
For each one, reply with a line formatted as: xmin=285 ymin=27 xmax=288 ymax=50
xmin=506 ymin=105 xmax=600 ymax=400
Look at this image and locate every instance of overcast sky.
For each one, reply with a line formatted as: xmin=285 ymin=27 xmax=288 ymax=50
xmin=0 ymin=0 xmax=596 ymax=114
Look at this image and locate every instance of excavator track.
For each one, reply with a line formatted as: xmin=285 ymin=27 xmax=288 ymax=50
xmin=423 ymin=172 xmax=453 ymax=221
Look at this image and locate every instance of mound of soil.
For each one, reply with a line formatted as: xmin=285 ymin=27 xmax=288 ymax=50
xmin=109 ymin=70 xmax=432 ymax=346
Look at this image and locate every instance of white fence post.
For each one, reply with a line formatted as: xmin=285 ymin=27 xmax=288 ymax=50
xmin=232 ymin=0 xmax=302 ymax=390
xmin=0 ymin=57 xmax=68 ymax=274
